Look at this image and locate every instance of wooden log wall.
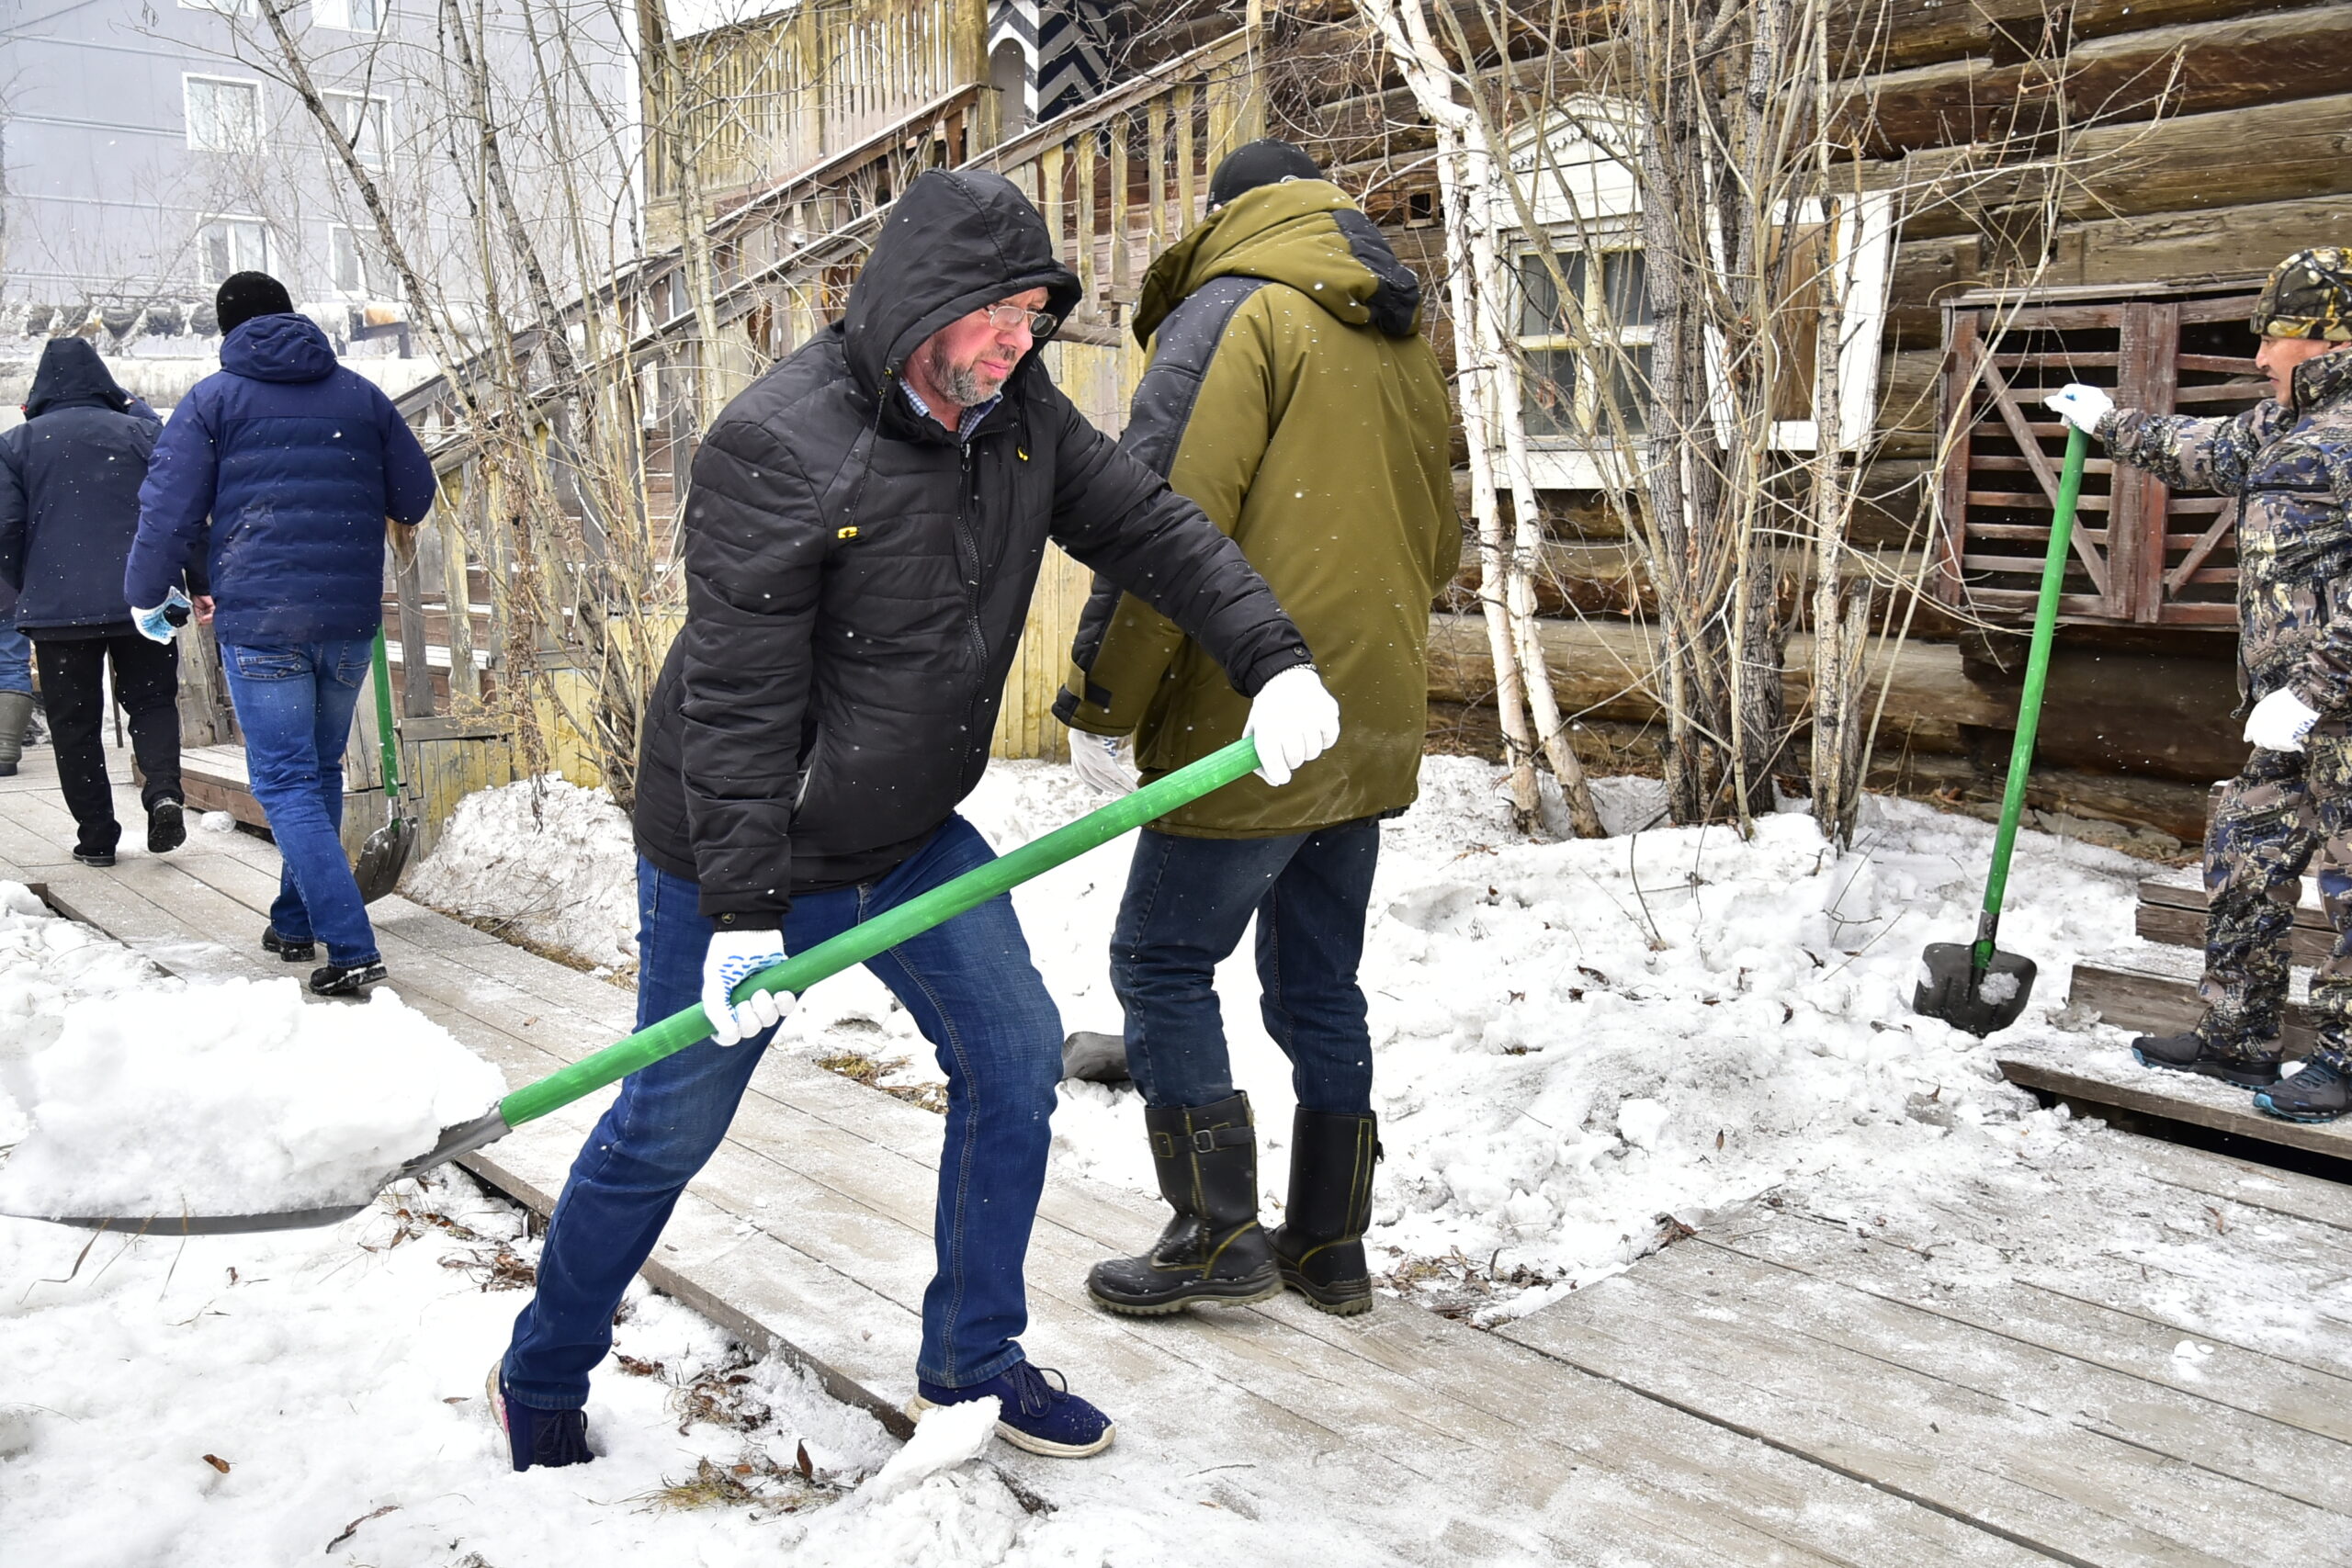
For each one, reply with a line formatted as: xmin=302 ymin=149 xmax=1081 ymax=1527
xmin=1250 ymin=0 xmax=2352 ymax=841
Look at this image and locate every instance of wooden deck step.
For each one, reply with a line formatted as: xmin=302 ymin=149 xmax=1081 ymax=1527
xmin=1998 ymin=1040 xmax=2352 ymax=1164
xmin=2137 ymin=865 xmax=2332 ymax=961
xmin=2067 ymin=940 xmax=2319 ymax=1050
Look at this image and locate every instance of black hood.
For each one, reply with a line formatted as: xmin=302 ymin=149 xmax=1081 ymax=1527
xmin=24 ymin=336 xmax=131 ymax=418
xmin=841 ymin=170 xmax=1082 ymax=402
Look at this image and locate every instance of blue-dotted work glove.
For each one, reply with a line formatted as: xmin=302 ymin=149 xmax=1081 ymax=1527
xmin=701 ymin=928 xmax=797 ymax=1045
xmin=130 ymin=587 xmax=193 ymax=645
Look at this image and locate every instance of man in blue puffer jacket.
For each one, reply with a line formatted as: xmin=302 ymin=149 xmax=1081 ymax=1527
xmin=125 ymin=271 xmax=437 ymax=996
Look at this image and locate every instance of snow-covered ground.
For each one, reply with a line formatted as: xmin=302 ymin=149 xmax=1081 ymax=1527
xmin=0 ymin=756 xmax=2210 ymax=1562
xmin=410 ymin=758 xmax=2154 ymax=1319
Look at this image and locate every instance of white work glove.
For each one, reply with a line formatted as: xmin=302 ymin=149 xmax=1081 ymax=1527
xmin=2042 ymin=383 xmax=2114 ymax=434
xmin=1242 ymin=664 xmax=1341 ymax=787
xmin=701 ymin=928 xmax=796 ymax=1045
xmin=2245 ymin=688 xmax=2322 ymax=754
xmin=130 ymin=587 xmax=192 ymax=645
xmin=1069 ymin=732 xmax=1136 ymax=796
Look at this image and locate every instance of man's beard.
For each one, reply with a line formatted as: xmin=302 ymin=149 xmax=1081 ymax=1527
xmin=928 ymin=343 xmax=1003 ymax=407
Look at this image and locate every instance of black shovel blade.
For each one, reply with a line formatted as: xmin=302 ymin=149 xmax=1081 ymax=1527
xmin=353 ymin=814 xmax=415 ymax=904
xmin=1913 ymin=942 xmax=2038 ymax=1038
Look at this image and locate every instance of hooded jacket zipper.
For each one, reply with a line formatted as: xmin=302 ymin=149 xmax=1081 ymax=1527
xmin=955 ymin=438 xmax=989 ymax=668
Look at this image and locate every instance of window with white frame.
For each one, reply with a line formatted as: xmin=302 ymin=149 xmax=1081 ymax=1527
xmin=312 ymin=0 xmax=382 ymax=29
xmin=1516 ymin=244 xmax=1654 ymax=440
xmin=322 ymin=91 xmax=390 ymax=170
xmin=180 ymin=0 xmax=255 ymax=14
xmin=197 ymin=216 xmax=271 ymax=284
xmin=185 ymin=76 xmax=262 ymax=153
xmin=329 ymin=224 xmax=399 ymax=298
xmin=1495 ymin=106 xmax=1894 ymax=487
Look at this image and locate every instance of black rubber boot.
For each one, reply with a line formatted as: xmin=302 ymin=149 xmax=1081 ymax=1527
xmin=2132 ymin=1030 xmax=2281 ymax=1089
xmin=1087 ymin=1092 xmax=1280 ymax=1315
xmin=1269 ymin=1108 xmax=1381 ymax=1316
xmin=147 ymin=798 xmax=186 ymax=854
xmin=2256 ymin=1059 xmax=2350 ymax=1123
xmin=311 ymin=959 xmax=387 ymax=997
xmin=262 ymin=927 xmax=317 ymax=964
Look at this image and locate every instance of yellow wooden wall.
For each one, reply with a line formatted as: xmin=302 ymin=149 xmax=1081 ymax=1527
xmin=989 ymin=334 xmax=1148 ymax=761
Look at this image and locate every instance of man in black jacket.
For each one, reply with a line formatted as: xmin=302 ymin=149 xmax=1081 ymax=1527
xmin=0 ymin=338 xmax=182 ymax=865
xmin=492 ymin=170 xmax=1338 ymax=1471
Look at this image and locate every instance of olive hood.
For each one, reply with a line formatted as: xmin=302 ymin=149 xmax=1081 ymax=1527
xmin=1131 ymin=177 xmax=1423 ymax=346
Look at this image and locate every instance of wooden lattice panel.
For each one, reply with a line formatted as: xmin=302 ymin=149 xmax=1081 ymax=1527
xmin=1936 ymin=284 xmax=2267 ymax=628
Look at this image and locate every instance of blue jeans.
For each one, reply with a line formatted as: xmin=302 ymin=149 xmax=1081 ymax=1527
xmin=1111 ymin=819 xmax=1381 ymax=1114
xmin=503 ymin=818 xmax=1066 ymax=1407
xmin=0 ymin=609 xmax=30 ymax=696
xmin=218 ymin=639 xmax=376 ymax=965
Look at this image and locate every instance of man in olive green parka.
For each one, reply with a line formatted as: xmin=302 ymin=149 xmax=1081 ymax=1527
xmin=1058 ymin=141 xmax=1458 ymax=1321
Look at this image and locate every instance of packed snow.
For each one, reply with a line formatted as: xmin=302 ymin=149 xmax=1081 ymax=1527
xmin=404 ymin=774 xmax=639 ymax=974
xmin=409 ymin=756 xmax=2160 ymax=1317
xmin=0 ymin=1165 xmax=1277 ymax=1568
xmin=0 ymin=888 xmax=506 ymax=1218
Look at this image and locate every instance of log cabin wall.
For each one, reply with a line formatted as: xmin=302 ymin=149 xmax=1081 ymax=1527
xmin=1239 ymin=0 xmax=2352 ymax=848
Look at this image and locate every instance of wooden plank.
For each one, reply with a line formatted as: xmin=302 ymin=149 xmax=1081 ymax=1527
xmin=1622 ymin=1236 xmax=2352 ymax=1516
xmin=1502 ymin=1262 xmax=2339 ymax=1567
xmin=1999 ymin=1045 xmax=2352 ymax=1165
xmin=2066 ymin=943 xmax=2319 ymax=1050
xmin=1708 ymin=1207 xmax=2352 ymax=1451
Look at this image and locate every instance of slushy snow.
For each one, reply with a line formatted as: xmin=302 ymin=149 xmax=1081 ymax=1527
xmin=0 ymin=889 xmax=505 ymax=1216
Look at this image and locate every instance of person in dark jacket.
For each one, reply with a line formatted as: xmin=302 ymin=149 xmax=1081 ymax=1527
xmin=124 ymin=272 xmax=437 ymax=994
xmin=492 ymin=168 xmax=1337 ymax=1472
xmin=1061 ymin=141 xmax=1457 ymax=1321
xmin=0 ymin=337 xmax=179 ymax=860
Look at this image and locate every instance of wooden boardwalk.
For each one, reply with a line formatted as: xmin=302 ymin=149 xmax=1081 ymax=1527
xmin=5 ymin=739 xmax=2349 ymax=1563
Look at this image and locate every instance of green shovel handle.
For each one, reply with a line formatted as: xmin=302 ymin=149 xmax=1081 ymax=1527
xmin=370 ymin=627 xmax=402 ymax=803
xmin=1973 ymin=426 xmax=2090 ymax=969
xmin=495 ymin=735 xmax=1264 ymax=1128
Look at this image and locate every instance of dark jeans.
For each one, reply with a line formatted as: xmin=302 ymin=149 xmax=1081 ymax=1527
xmin=1110 ymin=818 xmax=1381 ymax=1114
xmin=32 ymin=634 xmax=181 ymax=852
xmin=503 ymin=819 xmax=1065 ymax=1408
xmin=218 ymin=638 xmax=375 ymax=965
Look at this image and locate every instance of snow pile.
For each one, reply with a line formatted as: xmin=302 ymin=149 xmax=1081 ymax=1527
xmin=787 ymin=757 xmax=2150 ymax=1314
xmin=0 ymin=974 xmax=506 ymax=1218
xmin=404 ymin=774 xmax=639 ymax=974
xmin=0 ymin=881 xmax=164 ymax=1145
xmin=383 ymin=757 xmax=2151 ymax=1316
xmin=0 ymin=1165 xmax=1306 ymax=1567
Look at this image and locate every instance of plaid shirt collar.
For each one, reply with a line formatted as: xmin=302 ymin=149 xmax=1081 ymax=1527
xmin=900 ymin=380 xmax=1001 ymax=441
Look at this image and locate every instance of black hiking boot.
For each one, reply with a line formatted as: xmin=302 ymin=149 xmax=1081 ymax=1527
xmin=1268 ymin=1108 xmax=1382 ymax=1316
xmin=1087 ymin=1092 xmax=1280 ymax=1315
xmin=310 ymin=959 xmax=387 ymax=997
xmin=72 ymin=846 xmax=116 ymax=868
xmin=2132 ymin=1030 xmax=2281 ymax=1089
xmin=146 ymin=799 xmax=186 ymax=854
xmin=2256 ymin=1059 xmax=2351 ymax=1123
xmin=262 ymin=926 xmax=317 ymax=964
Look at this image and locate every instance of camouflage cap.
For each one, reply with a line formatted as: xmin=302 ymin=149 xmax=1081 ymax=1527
xmin=2252 ymin=248 xmax=2352 ymax=341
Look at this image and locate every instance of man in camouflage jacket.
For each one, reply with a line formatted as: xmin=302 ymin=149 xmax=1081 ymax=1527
xmin=2048 ymin=249 xmax=2352 ymax=1122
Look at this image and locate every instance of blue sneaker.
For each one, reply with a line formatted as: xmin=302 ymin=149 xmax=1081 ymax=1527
xmin=907 ymin=1361 xmax=1116 ymax=1458
xmin=2256 ymin=1059 xmax=2349 ymax=1123
xmin=487 ymin=1364 xmax=594 ymax=1472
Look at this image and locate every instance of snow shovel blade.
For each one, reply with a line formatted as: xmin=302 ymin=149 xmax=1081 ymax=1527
xmin=1 ymin=1107 xmax=513 ymax=1236
xmin=1913 ymin=942 xmax=2037 ymax=1038
xmin=353 ymin=812 xmax=414 ymax=904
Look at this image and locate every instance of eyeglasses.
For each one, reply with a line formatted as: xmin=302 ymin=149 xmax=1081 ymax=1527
xmin=980 ymin=301 xmax=1058 ymax=336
